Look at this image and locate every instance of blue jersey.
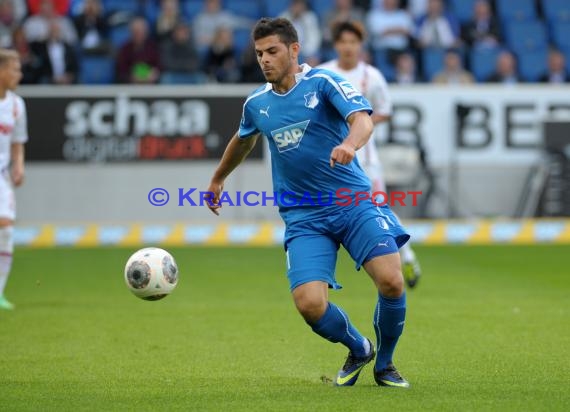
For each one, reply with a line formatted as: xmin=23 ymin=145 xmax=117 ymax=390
xmin=239 ymin=64 xmax=374 ymax=219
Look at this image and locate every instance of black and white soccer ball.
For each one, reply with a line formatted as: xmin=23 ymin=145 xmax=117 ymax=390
xmin=124 ymin=247 xmax=179 ymax=300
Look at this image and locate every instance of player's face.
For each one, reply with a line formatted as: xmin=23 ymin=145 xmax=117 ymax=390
xmin=334 ymin=31 xmax=362 ymax=66
xmin=255 ymin=35 xmax=299 ymax=84
xmin=0 ymin=59 xmax=22 ymax=90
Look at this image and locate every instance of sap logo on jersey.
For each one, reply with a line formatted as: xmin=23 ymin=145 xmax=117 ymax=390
xmin=339 ymin=81 xmax=361 ymax=99
xmin=271 ymin=120 xmax=310 ymax=152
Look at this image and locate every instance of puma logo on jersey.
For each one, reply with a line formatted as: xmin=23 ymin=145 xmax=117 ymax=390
xmin=259 ymin=105 xmax=270 ymax=118
xmin=304 ymin=92 xmax=319 ymax=109
xmin=352 ymin=98 xmax=365 ymax=106
xmin=271 ymin=120 xmax=310 ymax=152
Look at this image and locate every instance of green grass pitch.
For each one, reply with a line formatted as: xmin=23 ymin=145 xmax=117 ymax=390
xmin=0 ymin=245 xmax=569 ymax=411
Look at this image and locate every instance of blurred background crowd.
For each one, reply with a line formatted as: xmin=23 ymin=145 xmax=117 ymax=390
xmin=1 ymin=0 xmax=569 ymax=85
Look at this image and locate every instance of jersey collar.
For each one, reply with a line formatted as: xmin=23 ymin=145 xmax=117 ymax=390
xmin=294 ymin=63 xmax=312 ymax=83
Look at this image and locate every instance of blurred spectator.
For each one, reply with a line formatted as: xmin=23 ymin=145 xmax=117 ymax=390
xmin=23 ymin=0 xmax=77 ymax=43
xmin=155 ymin=0 xmax=180 ymax=43
xmin=73 ymin=0 xmax=109 ymax=54
xmin=415 ymin=0 xmax=460 ymax=48
xmin=0 ymin=0 xmax=17 ymax=47
xmin=539 ymin=50 xmax=569 ymax=84
xmin=407 ymin=0 xmax=428 ymax=19
xmin=204 ymin=26 xmax=240 ymax=83
xmin=27 ymin=0 xmax=67 ymax=15
xmin=393 ymin=52 xmax=419 ymax=83
xmin=280 ymin=0 xmax=321 ymax=64
xmin=116 ymin=17 xmax=160 ymax=84
xmin=160 ymin=21 xmax=206 ymax=84
xmin=432 ymin=49 xmax=474 ymax=84
xmin=33 ymin=19 xmax=78 ymax=84
xmin=322 ymin=0 xmax=365 ymax=48
xmin=239 ymin=42 xmax=265 ymax=83
xmin=193 ymin=0 xmax=249 ymax=53
xmin=487 ymin=50 xmax=519 ymax=84
xmin=366 ymin=0 xmax=413 ymax=55
xmin=11 ymin=25 xmax=41 ymax=83
xmin=461 ymin=0 xmax=500 ymax=48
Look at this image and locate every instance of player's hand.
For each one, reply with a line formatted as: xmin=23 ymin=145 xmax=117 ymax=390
xmin=11 ymin=164 xmax=24 ymax=187
xmin=330 ymin=142 xmax=356 ymax=168
xmin=205 ymin=180 xmax=224 ymax=215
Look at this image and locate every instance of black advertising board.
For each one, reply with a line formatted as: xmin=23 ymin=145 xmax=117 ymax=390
xmin=24 ymin=92 xmax=262 ymax=161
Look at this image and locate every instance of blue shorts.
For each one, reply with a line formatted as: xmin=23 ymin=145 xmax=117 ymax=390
xmin=283 ymin=202 xmax=410 ymax=291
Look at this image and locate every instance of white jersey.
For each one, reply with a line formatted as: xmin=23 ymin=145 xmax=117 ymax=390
xmin=0 ymin=90 xmax=28 ymax=170
xmin=319 ymin=60 xmax=392 ymax=191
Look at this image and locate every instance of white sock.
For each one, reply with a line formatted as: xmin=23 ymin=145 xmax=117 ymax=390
xmin=0 ymin=226 xmax=14 ymax=296
xmin=400 ymin=242 xmax=416 ymax=264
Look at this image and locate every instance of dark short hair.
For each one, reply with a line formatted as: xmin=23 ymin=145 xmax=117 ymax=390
xmin=252 ymin=17 xmax=298 ymax=46
xmin=332 ymin=21 xmax=366 ymax=43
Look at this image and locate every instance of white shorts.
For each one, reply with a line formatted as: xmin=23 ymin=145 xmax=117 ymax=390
xmin=0 ymin=170 xmax=15 ymax=220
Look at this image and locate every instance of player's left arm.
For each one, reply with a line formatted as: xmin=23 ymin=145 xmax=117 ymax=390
xmin=330 ymin=110 xmax=373 ymax=167
xmin=369 ymin=68 xmax=392 ymax=126
xmin=11 ymin=97 xmax=28 ymax=187
xmin=10 ymin=143 xmax=24 ymax=187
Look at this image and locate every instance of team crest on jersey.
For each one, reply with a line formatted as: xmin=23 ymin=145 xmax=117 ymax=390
xmin=304 ymin=92 xmax=319 ymax=109
xmin=270 ymin=120 xmax=310 ymax=153
xmin=338 ymin=81 xmax=361 ymax=99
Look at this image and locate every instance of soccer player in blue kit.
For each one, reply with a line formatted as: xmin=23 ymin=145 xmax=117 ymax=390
xmin=206 ymin=17 xmax=410 ymax=388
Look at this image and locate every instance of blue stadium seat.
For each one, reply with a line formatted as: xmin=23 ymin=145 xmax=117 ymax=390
xmin=516 ymin=49 xmax=548 ymax=82
xmin=144 ymin=1 xmax=160 ymax=26
xmin=542 ymin=0 xmax=570 ymax=23
xmin=448 ymin=0 xmax=477 ymax=24
xmin=109 ymin=24 xmax=131 ymax=49
xmin=504 ymin=20 xmax=548 ymax=54
xmin=182 ymin=0 xmax=204 ymax=21
xmin=102 ymin=0 xmax=140 ymax=14
xmin=550 ymin=22 xmax=570 ymax=51
xmin=562 ymin=48 xmax=570 ymax=76
xmin=68 ymin=0 xmax=84 ymax=16
xmin=469 ymin=46 xmax=501 ymax=82
xmin=223 ymin=0 xmax=263 ymax=20
xmin=233 ymin=27 xmax=252 ymax=55
xmin=310 ymin=0 xmax=333 ymax=20
xmin=79 ymin=55 xmax=115 ymax=84
xmin=264 ymin=0 xmax=290 ymax=17
xmin=496 ymin=0 xmax=536 ymax=23
xmin=421 ymin=48 xmax=446 ymax=81
xmin=373 ymin=50 xmax=395 ymax=82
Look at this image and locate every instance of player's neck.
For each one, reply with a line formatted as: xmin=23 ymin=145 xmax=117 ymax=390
xmin=0 ymin=88 xmax=7 ymax=100
xmin=272 ymin=64 xmax=302 ymax=94
xmin=338 ymin=59 xmax=358 ymax=71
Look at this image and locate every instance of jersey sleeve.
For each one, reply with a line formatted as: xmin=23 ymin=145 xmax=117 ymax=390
xmin=368 ymin=67 xmax=392 ymax=117
xmin=320 ymin=70 xmax=373 ymax=120
xmin=238 ymin=101 xmax=259 ymax=139
xmin=11 ymin=95 xmax=28 ymax=144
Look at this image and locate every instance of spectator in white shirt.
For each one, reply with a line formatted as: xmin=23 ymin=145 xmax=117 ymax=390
xmin=281 ymin=0 xmax=321 ymax=64
xmin=366 ymin=0 xmax=413 ymax=53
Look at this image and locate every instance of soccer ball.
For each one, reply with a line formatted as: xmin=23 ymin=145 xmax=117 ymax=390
xmin=124 ymin=247 xmax=179 ymax=300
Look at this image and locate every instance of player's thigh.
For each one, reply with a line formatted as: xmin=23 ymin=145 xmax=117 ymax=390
xmin=362 ymin=250 xmax=404 ymax=297
xmin=285 ymin=233 xmax=340 ymax=292
xmin=0 ymin=174 xmax=15 ymax=224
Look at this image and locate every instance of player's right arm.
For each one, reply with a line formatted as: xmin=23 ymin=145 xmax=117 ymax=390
xmin=206 ymin=132 xmax=259 ymax=215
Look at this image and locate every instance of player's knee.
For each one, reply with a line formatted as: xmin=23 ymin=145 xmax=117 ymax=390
xmin=378 ymin=270 xmax=404 ymax=297
xmin=293 ymin=295 xmax=327 ymax=323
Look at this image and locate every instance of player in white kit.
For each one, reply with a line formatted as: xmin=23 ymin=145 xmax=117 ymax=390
xmin=0 ymin=49 xmax=27 ymax=310
xmin=320 ymin=22 xmax=421 ymax=288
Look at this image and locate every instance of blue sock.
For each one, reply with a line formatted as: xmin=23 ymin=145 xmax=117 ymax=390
xmin=374 ymin=292 xmax=406 ymax=371
xmin=310 ymin=302 xmax=369 ymax=357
